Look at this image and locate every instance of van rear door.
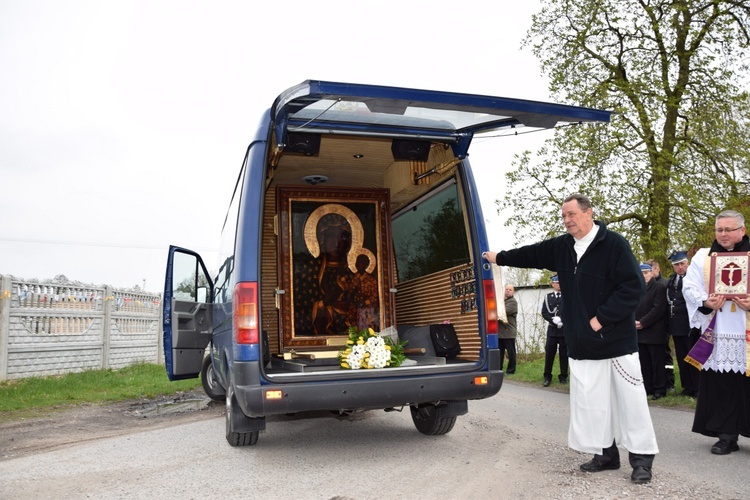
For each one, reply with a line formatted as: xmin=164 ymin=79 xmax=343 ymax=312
xmin=272 ymin=80 xmax=612 ymax=158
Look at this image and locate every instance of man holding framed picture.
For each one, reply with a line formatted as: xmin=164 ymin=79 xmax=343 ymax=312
xmin=683 ymin=210 xmax=750 ymax=455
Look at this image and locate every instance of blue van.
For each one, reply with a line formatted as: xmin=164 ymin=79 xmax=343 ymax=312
xmin=163 ymin=80 xmax=610 ymax=446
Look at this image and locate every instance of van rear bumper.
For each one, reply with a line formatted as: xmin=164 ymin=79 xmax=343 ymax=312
xmin=233 ymin=350 xmax=503 ymax=417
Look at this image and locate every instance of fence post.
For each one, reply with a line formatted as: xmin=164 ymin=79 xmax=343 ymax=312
xmin=0 ymin=275 xmax=10 ymax=381
xmin=102 ymin=285 xmax=112 ymax=370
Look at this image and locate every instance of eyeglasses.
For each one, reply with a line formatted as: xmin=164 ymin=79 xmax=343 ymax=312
xmin=715 ymin=227 xmax=743 ymax=234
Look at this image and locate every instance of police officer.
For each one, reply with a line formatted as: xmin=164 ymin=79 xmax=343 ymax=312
xmin=541 ymin=275 xmax=568 ymax=386
xmin=666 ymin=251 xmax=699 ymax=397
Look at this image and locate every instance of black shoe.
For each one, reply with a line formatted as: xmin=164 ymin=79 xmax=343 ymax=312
xmin=506 ymin=370 xmax=515 ymax=374
xmin=543 ymin=377 xmax=551 ymax=387
xmin=558 ymin=375 xmax=568 ymax=383
xmin=631 ymin=466 xmax=652 ymax=484
xmin=711 ymin=439 xmax=739 ymax=455
xmin=580 ymin=456 xmax=620 ymax=473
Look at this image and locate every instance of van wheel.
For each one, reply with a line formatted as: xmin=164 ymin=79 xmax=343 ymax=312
xmin=225 ymin=386 xmax=259 ymax=446
xmin=201 ymin=356 xmax=226 ymax=401
xmin=410 ymin=404 xmax=456 ymax=435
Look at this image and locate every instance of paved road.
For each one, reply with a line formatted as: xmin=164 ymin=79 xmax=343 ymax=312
xmin=0 ymin=381 xmax=747 ymax=499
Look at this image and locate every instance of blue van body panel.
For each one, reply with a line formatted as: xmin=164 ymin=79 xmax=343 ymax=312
xmin=235 ymin=141 xmax=267 ymax=285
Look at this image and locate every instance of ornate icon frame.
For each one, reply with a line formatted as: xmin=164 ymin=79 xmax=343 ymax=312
xmin=276 ymin=186 xmax=394 ymax=350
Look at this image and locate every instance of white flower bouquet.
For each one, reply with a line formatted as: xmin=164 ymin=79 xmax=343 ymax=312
xmin=338 ymin=326 xmax=406 ymax=369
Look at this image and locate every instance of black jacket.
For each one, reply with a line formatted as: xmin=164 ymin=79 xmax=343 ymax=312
xmin=635 ymin=278 xmax=667 ymax=344
xmin=666 ymin=273 xmax=690 ymax=336
xmin=497 ymin=221 xmax=644 ymax=360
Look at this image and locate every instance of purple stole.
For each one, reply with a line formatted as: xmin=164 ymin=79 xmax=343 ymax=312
xmin=685 ymin=313 xmax=716 ymax=371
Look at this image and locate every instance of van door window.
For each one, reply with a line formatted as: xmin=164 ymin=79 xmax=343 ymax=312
xmin=392 ymin=180 xmax=470 ymax=282
xmin=172 ymin=251 xmax=211 ymax=303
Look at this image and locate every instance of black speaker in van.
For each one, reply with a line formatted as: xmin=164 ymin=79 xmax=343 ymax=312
xmin=285 ymin=132 xmax=321 ymax=155
xmin=391 ymin=139 xmax=431 ymax=161
xmin=429 ymin=323 xmax=460 ymax=359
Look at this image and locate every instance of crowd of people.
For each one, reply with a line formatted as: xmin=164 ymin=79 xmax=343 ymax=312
xmin=483 ymin=193 xmax=750 ymax=485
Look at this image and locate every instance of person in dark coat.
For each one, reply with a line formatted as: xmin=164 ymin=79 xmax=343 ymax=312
xmin=482 ymin=193 xmax=657 ymax=485
xmin=648 ymin=258 xmax=675 ymax=391
xmin=498 ymin=284 xmax=518 ymax=374
xmin=666 ymin=251 xmax=699 ymax=397
xmin=635 ymin=263 xmax=668 ymax=399
xmin=541 ymin=274 xmax=567 ymax=386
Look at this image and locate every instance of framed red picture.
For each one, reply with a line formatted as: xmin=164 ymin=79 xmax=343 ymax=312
xmin=276 ymin=186 xmax=395 ymax=350
xmin=708 ymin=252 xmax=750 ymax=298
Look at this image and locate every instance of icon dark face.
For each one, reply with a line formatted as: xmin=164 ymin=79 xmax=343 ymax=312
xmin=355 ymin=254 xmax=369 ymax=273
xmin=318 ymin=214 xmax=352 ymax=260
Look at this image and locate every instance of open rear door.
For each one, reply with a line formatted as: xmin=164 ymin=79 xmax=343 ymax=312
xmin=163 ymin=245 xmax=214 ymax=381
xmin=272 ymin=80 xmax=612 ymax=160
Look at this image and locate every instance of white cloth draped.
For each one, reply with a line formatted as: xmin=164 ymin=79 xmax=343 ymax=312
xmin=568 ymin=354 xmax=659 ymax=454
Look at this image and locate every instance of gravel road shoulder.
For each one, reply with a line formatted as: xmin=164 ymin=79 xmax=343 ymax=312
xmin=0 ymin=391 xmax=223 ymax=461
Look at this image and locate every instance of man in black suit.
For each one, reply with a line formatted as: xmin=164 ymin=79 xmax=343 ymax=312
xmin=541 ymin=275 xmax=567 ymax=386
xmin=636 ymin=263 xmax=668 ymax=399
xmin=648 ymin=258 xmax=675 ymax=391
xmin=666 ymin=251 xmax=699 ymax=397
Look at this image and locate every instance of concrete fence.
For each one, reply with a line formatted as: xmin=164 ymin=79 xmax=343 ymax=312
xmin=0 ymin=275 xmax=163 ymax=381
xmin=513 ymin=286 xmax=553 ymax=356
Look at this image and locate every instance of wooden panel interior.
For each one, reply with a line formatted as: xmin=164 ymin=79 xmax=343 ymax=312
xmin=262 ymin=132 xmax=471 ymax=359
xmin=261 ymin=188 xmax=280 ymax=354
xmin=395 ymin=265 xmax=480 ymax=361
xmin=271 ymin=134 xmax=457 ymax=212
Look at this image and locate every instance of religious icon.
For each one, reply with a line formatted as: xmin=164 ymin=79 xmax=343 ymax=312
xmin=707 ymin=252 xmax=750 ymax=298
xmin=277 ymin=186 xmax=394 ymax=349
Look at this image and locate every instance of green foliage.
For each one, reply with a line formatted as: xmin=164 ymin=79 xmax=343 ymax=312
xmin=0 ymin=363 xmax=200 ymax=415
xmin=501 ymin=0 xmax=750 ymax=265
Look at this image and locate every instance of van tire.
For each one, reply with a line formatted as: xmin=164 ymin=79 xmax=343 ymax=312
xmin=201 ymin=355 xmax=226 ymax=401
xmin=410 ymin=404 xmax=457 ymax=435
xmin=225 ymin=386 xmax=259 ymax=446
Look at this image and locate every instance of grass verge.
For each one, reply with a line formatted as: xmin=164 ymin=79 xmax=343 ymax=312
xmin=0 ymin=363 xmax=201 ymax=420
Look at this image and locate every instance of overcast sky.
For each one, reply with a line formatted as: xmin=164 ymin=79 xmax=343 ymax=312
xmin=0 ymin=0 xmax=550 ymax=292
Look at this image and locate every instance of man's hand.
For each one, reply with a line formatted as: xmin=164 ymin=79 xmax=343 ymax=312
xmin=732 ymin=295 xmax=750 ymax=311
xmin=482 ymin=251 xmax=498 ymax=264
xmin=552 ymin=316 xmax=563 ymax=328
xmin=703 ymin=294 xmax=726 ymax=311
xmin=590 ymin=316 xmax=602 ymax=332
xmin=635 ymin=320 xmax=643 ymax=330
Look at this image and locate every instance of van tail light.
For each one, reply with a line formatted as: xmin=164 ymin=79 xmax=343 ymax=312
xmin=234 ymin=282 xmax=259 ymax=344
xmin=483 ymin=280 xmax=498 ymax=335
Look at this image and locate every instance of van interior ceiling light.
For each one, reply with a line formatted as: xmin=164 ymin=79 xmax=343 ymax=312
xmin=303 ymin=175 xmax=328 ymax=185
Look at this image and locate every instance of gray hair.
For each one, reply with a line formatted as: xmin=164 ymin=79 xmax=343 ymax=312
xmin=716 ymin=210 xmax=745 ymax=227
xmin=563 ymin=193 xmax=593 ymax=211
